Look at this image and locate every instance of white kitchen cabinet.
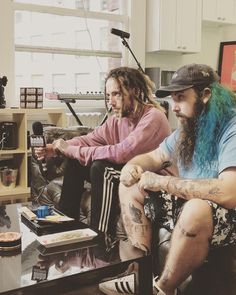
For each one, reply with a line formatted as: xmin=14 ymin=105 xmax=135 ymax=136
xmin=146 ymin=0 xmax=202 ymax=53
xmin=202 ymin=0 xmax=236 ymax=25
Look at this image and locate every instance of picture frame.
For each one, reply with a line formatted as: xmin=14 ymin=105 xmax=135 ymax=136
xmin=218 ymin=41 xmax=236 ymax=91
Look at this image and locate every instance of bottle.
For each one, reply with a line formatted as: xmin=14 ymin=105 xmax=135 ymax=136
xmin=230 ymin=50 xmax=236 ymax=91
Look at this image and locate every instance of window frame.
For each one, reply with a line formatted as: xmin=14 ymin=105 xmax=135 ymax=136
xmin=13 ymin=1 xmax=129 ymax=110
xmin=13 ymin=2 xmax=128 ymax=60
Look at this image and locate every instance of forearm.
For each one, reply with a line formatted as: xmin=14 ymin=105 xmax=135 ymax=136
xmin=128 ymin=154 xmax=158 ymax=172
xmin=128 ymin=149 xmax=168 ymax=173
xmin=120 ymin=149 xmax=172 ymax=187
xmin=161 ymin=176 xmax=236 ymax=209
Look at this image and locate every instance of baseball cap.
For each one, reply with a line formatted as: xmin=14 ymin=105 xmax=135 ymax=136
xmin=155 ymin=64 xmax=220 ymax=98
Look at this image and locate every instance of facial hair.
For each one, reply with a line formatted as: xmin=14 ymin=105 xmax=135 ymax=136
xmin=176 ymin=98 xmax=205 ymax=169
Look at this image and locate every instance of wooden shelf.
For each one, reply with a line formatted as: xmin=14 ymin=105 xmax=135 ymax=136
xmin=0 ymin=108 xmax=66 ymax=203
xmin=0 ymin=149 xmax=25 ymax=155
xmin=0 ymin=187 xmax=30 ymax=196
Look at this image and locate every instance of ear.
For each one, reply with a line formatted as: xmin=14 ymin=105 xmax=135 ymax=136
xmin=202 ymin=88 xmax=211 ymax=104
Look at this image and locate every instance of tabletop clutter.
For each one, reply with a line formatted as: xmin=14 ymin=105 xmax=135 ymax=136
xmin=0 ymin=204 xmax=98 ymax=255
xmin=0 ymin=231 xmax=22 ymax=251
xmin=19 ymin=205 xmax=98 ymax=248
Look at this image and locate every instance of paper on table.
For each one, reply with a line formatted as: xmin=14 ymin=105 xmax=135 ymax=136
xmin=37 ymin=229 xmax=97 ymax=248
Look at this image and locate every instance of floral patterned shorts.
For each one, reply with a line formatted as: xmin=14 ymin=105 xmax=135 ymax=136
xmin=143 ymin=190 xmax=236 ymax=248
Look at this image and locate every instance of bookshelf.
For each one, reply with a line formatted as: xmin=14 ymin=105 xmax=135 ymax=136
xmin=0 ymin=108 xmax=66 ymax=203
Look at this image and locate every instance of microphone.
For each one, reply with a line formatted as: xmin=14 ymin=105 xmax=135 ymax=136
xmin=110 ymin=28 xmax=130 ymax=39
xmin=31 ymin=121 xmax=47 ymax=176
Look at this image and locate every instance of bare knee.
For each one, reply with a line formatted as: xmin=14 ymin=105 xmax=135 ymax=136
xmin=119 ymin=183 xmax=145 ymax=204
xmin=177 ymin=199 xmax=213 ymax=237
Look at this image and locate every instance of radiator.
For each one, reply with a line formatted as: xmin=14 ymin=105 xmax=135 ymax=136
xmin=66 ymin=112 xmax=105 ymax=128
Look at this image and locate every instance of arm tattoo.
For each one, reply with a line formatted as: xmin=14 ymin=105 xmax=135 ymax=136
xmin=166 ymin=177 xmax=224 ymax=201
xmin=161 ymin=160 xmax=172 ymax=169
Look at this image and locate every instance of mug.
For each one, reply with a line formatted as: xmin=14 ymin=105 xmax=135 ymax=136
xmin=0 ymin=168 xmax=18 ymax=189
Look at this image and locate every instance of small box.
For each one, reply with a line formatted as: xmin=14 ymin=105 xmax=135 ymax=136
xmin=20 ymin=87 xmax=43 ymax=109
xmin=36 ymin=205 xmax=52 ymax=218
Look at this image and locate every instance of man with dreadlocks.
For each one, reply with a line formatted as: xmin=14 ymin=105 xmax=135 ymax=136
xmin=34 ymin=66 xmax=171 ymax=235
xmin=99 ymin=64 xmax=236 ymax=295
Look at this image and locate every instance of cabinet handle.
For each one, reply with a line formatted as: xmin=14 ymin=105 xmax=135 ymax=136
xmin=222 ymin=17 xmax=225 ymax=21
xmin=217 ymin=16 xmax=221 ymax=20
xmin=182 ymin=46 xmax=186 ymax=49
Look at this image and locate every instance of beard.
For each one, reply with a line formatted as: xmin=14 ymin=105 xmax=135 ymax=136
xmin=176 ymin=99 xmax=205 ymax=169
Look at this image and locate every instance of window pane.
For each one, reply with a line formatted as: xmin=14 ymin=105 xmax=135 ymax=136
xmin=15 ymin=11 xmax=122 ymax=51
xmin=14 ymin=0 xmax=126 ymax=14
xmin=15 ymin=52 xmax=122 ymax=105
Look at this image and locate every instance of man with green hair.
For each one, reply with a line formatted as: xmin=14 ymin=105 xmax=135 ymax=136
xmin=100 ymin=64 xmax=236 ymax=295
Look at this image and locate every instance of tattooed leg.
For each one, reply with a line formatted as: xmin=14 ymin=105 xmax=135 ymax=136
xmin=156 ymin=199 xmax=213 ymax=295
xmin=119 ymin=183 xmax=152 ymax=253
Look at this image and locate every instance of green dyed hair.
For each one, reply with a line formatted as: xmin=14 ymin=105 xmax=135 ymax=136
xmin=195 ymin=82 xmax=236 ymax=173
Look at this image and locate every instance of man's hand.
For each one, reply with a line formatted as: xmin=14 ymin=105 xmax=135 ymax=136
xmin=34 ymin=144 xmax=54 ymax=160
xmin=52 ymin=138 xmax=69 ymax=155
xmin=138 ymin=171 xmax=164 ymax=194
xmin=120 ymin=164 xmax=144 ymax=187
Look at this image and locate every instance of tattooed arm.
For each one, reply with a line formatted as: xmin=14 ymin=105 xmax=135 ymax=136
xmin=138 ymin=167 xmax=236 ymax=209
xmin=120 ymin=148 xmax=172 ymax=187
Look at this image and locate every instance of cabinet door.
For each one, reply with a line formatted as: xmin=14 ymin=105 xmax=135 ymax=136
xmin=146 ymin=0 xmax=177 ymax=52
xmin=218 ymin=0 xmax=236 ymax=23
xmin=203 ymin=0 xmax=236 ymax=24
xmin=158 ymin=0 xmax=178 ymax=51
xmin=146 ymin=0 xmax=201 ymax=53
xmin=176 ymin=0 xmax=201 ymax=52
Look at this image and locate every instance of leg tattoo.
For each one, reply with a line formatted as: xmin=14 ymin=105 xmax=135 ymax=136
xmin=178 ymin=223 xmax=197 ymax=238
xmin=129 ymin=203 xmax=142 ymax=223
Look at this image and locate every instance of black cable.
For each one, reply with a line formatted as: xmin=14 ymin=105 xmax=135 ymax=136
xmin=32 ymin=182 xmax=48 ymax=207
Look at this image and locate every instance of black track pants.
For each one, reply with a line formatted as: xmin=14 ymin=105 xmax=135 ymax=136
xmin=58 ymin=158 xmax=123 ymax=234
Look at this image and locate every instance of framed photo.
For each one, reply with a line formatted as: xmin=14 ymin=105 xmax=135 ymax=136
xmin=218 ymin=41 xmax=236 ymax=91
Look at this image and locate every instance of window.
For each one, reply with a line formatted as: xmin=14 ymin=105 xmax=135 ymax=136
xmin=31 ymin=74 xmax=44 ymax=87
xmin=14 ymin=0 xmax=125 ymax=14
xmin=52 ymin=74 xmax=67 ymax=93
xmin=100 ymin=27 xmax=108 ymax=51
xmin=75 ymin=30 xmax=91 ymax=49
xmin=30 ymin=35 xmax=43 ymax=62
xmin=75 ymin=73 xmax=91 ymax=93
xmin=75 ymin=0 xmax=89 ymax=10
xmin=14 ymin=0 xmax=127 ymax=109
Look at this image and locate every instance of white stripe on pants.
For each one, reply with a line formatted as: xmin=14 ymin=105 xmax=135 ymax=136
xmin=98 ymin=167 xmax=121 ymax=233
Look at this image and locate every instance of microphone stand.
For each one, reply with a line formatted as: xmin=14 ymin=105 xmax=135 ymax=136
xmin=121 ymin=37 xmax=145 ymax=73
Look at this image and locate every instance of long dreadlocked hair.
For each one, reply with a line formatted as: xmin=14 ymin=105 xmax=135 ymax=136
xmin=177 ymin=82 xmax=236 ymax=173
xmin=104 ymin=67 xmax=165 ymax=117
